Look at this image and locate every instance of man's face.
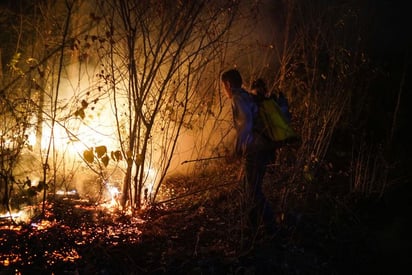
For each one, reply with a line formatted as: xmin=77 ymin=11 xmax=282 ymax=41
xmin=222 ymin=81 xmax=232 ymax=99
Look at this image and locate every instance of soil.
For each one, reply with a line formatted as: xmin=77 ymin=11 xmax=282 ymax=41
xmin=1 ymin=163 xmax=411 ymax=274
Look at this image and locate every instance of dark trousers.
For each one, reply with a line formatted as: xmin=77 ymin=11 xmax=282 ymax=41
xmin=243 ymin=147 xmax=276 ymax=234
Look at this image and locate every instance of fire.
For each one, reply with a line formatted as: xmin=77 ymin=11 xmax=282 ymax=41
xmin=0 ymin=254 xmax=22 ymax=268
xmin=0 ymin=211 xmax=21 ymax=219
xmin=105 ymin=184 xmax=120 ymax=209
xmin=0 ymin=196 xmax=146 ymax=270
xmin=30 ymin=219 xmax=56 ymax=231
xmin=99 ymin=183 xmax=121 ymax=210
xmin=44 ymin=248 xmax=81 ymax=263
xmin=27 ymin=131 xmax=36 ymax=147
xmin=145 ymin=167 xmax=156 ymax=196
xmin=56 ymin=189 xmax=78 ymax=197
xmin=107 ymin=185 xmax=120 ymax=203
xmin=0 ymin=212 xmax=23 ymax=231
xmin=0 ymin=204 xmax=42 ymax=231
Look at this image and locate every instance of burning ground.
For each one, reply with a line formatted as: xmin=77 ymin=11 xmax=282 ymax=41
xmin=1 ymin=163 xmax=411 ymax=274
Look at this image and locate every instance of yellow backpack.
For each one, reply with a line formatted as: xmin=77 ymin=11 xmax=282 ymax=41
xmin=257 ymin=98 xmax=299 ymax=145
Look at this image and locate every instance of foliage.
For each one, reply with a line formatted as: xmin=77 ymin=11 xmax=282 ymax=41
xmin=260 ymin=1 xmax=396 ymax=200
xmin=82 ymin=0 xmax=241 ymax=209
xmin=1 ymin=0 xmax=242 ymax=212
xmin=0 ymin=85 xmax=36 ymax=213
xmin=0 ymin=0 xmax=407 ymax=221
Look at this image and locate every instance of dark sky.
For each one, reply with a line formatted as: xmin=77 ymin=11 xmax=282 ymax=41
xmin=368 ymin=1 xmax=411 ymax=158
xmin=367 ymin=1 xmax=411 ymax=59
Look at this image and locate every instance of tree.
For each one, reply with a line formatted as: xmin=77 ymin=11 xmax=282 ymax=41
xmin=0 ymin=0 xmax=103 ymax=215
xmin=90 ymin=0 xmax=239 ymax=209
xmin=1 ymin=0 xmax=247 ymax=213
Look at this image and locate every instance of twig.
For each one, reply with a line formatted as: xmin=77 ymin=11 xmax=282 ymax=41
xmin=180 ymin=156 xmax=226 ymax=165
xmin=155 ymin=181 xmax=236 ymax=204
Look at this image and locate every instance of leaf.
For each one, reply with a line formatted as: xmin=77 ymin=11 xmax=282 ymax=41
xmin=101 ymin=155 xmax=109 ymax=167
xmin=83 ymin=149 xmax=94 ymax=163
xmin=95 ymin=146 xmax=107 ymax=158
xmin=74 ymin=108 xmax=85 ymax=119
xmin=111 ymin=150 xmax=122 ymax=161
xmin=81 ymin=100 xmax=88 ymax=108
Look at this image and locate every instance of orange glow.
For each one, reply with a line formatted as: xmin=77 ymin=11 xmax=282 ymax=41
xmin=101 ymin=184 xmax=121 ymax=210
xmin=31 ymin=219 xmax=55 ymax=230
xmin=44 ymin=248 xmax=81 ymax=263
xmin=0 ymin=254 xmax=22 ymax=267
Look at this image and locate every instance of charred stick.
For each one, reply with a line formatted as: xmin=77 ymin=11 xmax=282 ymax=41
xmin=180 ymin=156 xmax=226 ymax=165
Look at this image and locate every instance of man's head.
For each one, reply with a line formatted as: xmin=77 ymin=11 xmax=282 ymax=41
xmin=250 ymin=78 xmax=268 ymax=98
xmin=221 ymin=69 xmax=242 ymax=98
xmin=221 ymin=69 xmax=242 ymax=88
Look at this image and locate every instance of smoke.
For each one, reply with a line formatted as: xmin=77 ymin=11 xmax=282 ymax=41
xmin=10 ymin=0 xmax=286 ymax=204
xmin=223 ymin=0 xmax=284 ymax=85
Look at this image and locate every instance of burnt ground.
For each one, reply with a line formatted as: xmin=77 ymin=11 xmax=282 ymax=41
xmin=1 ymin=162 xmax=411 ymax=275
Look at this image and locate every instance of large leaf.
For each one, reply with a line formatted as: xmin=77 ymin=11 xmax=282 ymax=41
xmin=83 ymin=149 xmax=94 ymax=163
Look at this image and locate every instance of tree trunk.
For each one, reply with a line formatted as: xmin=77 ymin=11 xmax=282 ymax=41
xmin=121 ymin=163 xmax=132 ymax=209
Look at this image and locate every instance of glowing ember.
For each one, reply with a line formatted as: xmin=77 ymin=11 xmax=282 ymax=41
xmin=0 ymin=224 xmax=22 ymax=231
xmin=44 ymin=248 xmax=81 ymax=263
xmin=31 ymin=220 xmax=56 ymax=230
xmin=0 ymin=254 xmax=22 ymax=267
xmin=0 ymin=198 xmax=146 ymax=272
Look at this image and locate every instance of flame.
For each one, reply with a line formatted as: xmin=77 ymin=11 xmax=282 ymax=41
xmin=30 ymin=219 xmax=55 ymax=230
xmin=0 ymin=211 xmax=21 ymax=219
xmin=146 ymin=168 xmax=156 ymax=193
xmin=0 ymin=207 xmax=35 ymax=230
xmin=56 ymin=189 xmax=78 ymax=196
xmin=25 ymin=79 xmax=120 ymax=160
xmin=99 ymin=183 xmax=120 ymax=210
xmin=17 ymin=75 xmax=194 ymax=212
xmin=27 ymin=132 xmax=36 ymax=147
xmin=107 ymin=185 xmax=120 ymax=199
xmin=0 ymin=212 xmax=23 ymax=231
xmin=107 ymin=185 xmax=120 ymax=206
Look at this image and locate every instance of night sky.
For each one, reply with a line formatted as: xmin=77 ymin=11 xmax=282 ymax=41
xmin=371 ymin=1 xmax=411 ymax=159
xmin=369 ymin=1 xmax=411 ymax=57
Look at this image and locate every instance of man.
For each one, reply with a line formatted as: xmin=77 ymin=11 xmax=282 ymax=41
xmin=221 ymin=69 xmax=277 ymax=237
